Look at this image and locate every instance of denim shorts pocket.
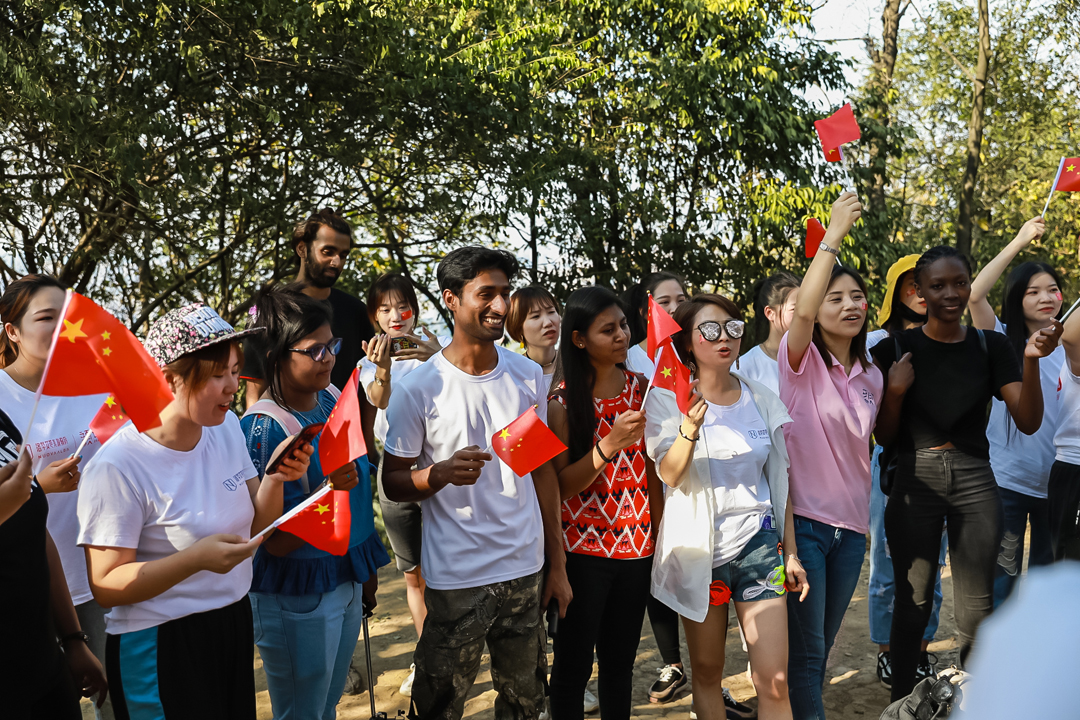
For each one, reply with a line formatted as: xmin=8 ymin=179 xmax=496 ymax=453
xmin=278 ymin=591 xmax=324 ymax=617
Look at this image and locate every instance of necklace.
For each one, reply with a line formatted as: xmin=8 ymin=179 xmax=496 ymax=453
xmin=525 ymin=349 xmax=556 ymax=371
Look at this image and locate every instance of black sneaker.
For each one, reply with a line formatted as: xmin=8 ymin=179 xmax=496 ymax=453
xmin=723 ymin=687 xmax=757 ymax=719
xmin=916 ymin=651 xmax=938 ymax=681
xmin=648 ymin=664 xmax=686 ymax=703
xmin=877 ymin=651 xmax=892 ymax=689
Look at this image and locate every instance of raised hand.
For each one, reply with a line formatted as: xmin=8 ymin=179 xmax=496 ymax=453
xmin=396 ymin=327 xmax=443 ymax=362
xmin=1015 ymin=216 xmax=1046 ymax=247
xmin=361 ymin=334 xmax=392 ymax=370
xmin=826 ymin=191 xmax=862 ymax=240
xmin=1026 ymin=321 xmax=1064 ymax=359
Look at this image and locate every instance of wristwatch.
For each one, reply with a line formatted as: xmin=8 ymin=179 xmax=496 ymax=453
xmin=818 ymin=242 xmax=839 ymax=256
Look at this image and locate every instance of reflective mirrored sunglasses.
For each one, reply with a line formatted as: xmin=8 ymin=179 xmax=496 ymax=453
xmin=696 ymin=320 xmax=745 ymax=341
xmin=289 ymin=337 xmax=343 ymax=362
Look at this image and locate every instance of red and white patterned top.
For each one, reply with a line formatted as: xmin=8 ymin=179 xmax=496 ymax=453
xmin=551 ymin=371 xmax=653 ymax=559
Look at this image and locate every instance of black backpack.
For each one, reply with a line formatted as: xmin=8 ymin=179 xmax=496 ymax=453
xmin=879 ymin=329 xmax=986 ymax=495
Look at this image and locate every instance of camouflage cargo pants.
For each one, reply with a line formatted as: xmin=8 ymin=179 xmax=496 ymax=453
xmin=412 ymin=570 xmax=547 ymax=720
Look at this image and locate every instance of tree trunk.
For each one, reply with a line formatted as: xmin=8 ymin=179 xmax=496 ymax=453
xmin=864 ymin=0 xmax=905 ymax=223
xmin=956 ymin=0 xmax=990 ymax=256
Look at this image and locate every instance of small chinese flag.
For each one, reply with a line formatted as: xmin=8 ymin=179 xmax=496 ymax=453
xmin=88 ymin=395 xmax=128 ymax=445
xmin=1054 ymin=158 xmax=1080 ymax=192
xmin=491 ymin=406 xmax=567 ymax=477
xmin=650 ymin=343 xmax=693 ymax=414
xmin=38 ymin=292 xmax=173 ymax=433
xmin=276 ymin=486 xmax=352 ymax=555
xmin=318 ymin=367 xmax=367 ymax=476
xmin=804 ymin=218 xmax=827 ymax=259
xmin=814 ymin=104 xmax=861 ymax=160
xmin=647 ymin=295 xmax=683 ymax=360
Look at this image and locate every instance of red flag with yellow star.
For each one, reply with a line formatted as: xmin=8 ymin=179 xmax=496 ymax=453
xmin=649 ymin=343 xmax=693 ymax=414
xmin=274 ymin=485 xmax=352 ymax=555
xmin=1054 ymin=158 xmax=1080 ymax=192
xmin=491 ymin=406 xmax=567 ymax=477
xmin=88 ymin=395 xmax=129 ymax=445
xmin=647 ymin=295 xmax=683 ymax=360
xmin=37 ymin=291 xmax=173 ymax=433
xmin=318 ymin=367 xmax=367 ymax=476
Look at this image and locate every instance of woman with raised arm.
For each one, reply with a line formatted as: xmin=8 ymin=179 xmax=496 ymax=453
xmin=1048 ymin=290 xmax=1080 ymax=560
xmin=546 ymin=286 xmax=659 ymax=720
xmin=645 ymin=293 xmax=807 ymax=720
xmin=241 ymin=287 xmax=389 ymax=718
xmin=779 ymin=193 xmax=882 ymax=719
xmin=77 ymin=304 xmax=312 ymax=720
xmin=968 ymin=217 xmax=1066 ymax=605
xmin=871 ymin=245 xmax=1061 ymax=701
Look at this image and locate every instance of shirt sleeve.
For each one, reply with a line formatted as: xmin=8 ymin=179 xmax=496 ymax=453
xmin=239 ymin=413 xmax=288 ymax=479
xmin=778 ymin=331 xmax=821 ymax=381
xmin=383 ymin=382 xmax=425 ymax=459
xmin=77 ymin=458 xmax=146 ymax=549
xmin=357 ymin=357 xmax=378 ymax=402
xmin=986 ymin=331 xmax=1023 ymax=396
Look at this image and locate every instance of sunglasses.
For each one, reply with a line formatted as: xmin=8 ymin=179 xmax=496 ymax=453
xmin=696 ymin=320 xmax=745 ymax=341
xmin=289 ymin=337 xmax=343 ymax=362
xmin=915 ymin=675 xmax=955 ymax=720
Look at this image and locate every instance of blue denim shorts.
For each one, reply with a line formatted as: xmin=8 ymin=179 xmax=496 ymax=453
xmin=711 ymin=527 xmax=786 ymax=604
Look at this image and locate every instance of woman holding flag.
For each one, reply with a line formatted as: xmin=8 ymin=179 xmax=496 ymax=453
xmin=76 ymin=303 xmax=313 ymax=720
xmin=645 ymin=293 xmax=806 ymax=720
xmin=0 ymin=274 xmax=113 ymax=713
xmin=778 ymin=193 xmax=882 ymax=719
xmin=241 ymin=287 xmax=390 ymax=720
xmin=546 ymin=285 xmax=659 ymax=719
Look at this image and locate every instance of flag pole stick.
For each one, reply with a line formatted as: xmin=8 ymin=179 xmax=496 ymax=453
xmin=72 ymin=431 xmax=94 ymax=459
xmin=1060 ymin=296 xmax=1080 ymax=325
xmin=1042 ymin=156 xmax=1066 ymax=218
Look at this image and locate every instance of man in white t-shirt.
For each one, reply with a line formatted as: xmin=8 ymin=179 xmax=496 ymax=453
xmin=383 ymin=247 xmax=571 ymax=719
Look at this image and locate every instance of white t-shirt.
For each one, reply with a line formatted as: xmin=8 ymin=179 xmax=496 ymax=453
xmin=701 ymin=382 xmax=773 ymax=566
xmin=986 ymin=319 xmax=1065 ymax=497
xmin=737 ymin=345 xmax=780 ymax=396
xmin=1055 ymin=358 xmax=1080 ymax=465
xmin=0 ymin=371 xmax=107 ymax=605
xmin=383 ymin=346 xmax=546 ymax=591
xmin=625 ymin=344 xmax=655 ymax=376
xmin=76 ymin=412 xmax=258 ymax=634
xmin=359 ymin=336 xmax=452 ymax=443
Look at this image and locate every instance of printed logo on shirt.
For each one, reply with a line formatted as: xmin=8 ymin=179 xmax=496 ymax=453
xmin=0 ymin=408 xmax=20 ymax=466
xmin=861 ymin=388 xmax=876 ymax=408
xmin=747 ymin=429 xmax=770 ymax=441
xmin=222 ymin=469 xmax=248 ymax=491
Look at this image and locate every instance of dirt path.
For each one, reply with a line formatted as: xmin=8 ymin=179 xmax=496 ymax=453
xmin=251 ymin=541 xmax=959 ymax=720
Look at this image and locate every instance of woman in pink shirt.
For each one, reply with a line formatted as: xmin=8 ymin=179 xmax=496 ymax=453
xmin=778 ymin=193 xmax=883 ymax=719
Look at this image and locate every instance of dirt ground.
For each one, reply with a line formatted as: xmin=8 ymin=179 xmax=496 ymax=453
xmin=254 ymin=540 xmax=959 ymax=720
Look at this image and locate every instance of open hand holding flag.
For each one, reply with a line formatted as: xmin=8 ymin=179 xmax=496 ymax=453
xmin=491 ymin=406 xmax=566 ymax=477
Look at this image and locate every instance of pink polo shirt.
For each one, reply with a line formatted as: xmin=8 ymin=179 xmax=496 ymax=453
xmin=778 ymin=333 xmax=883 ymax=534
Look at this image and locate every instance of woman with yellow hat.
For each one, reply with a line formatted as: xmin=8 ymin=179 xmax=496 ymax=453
xmin=865 ymin=255 xmax=946 ymax=690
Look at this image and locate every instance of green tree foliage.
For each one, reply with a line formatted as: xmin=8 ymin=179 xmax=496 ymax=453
xmin=1 ymin=0 xmax=848 ymax=326
xmin=886 ymin=0 xmax=1080 ymax=301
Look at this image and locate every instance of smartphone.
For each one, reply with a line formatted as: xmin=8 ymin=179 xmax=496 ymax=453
xmin=390 ymin=337 xmax=419 ymax=357
xmin=265 ymin=422 xmax=324 ymax=476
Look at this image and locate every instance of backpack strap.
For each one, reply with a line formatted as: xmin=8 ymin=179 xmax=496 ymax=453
xmin=975 ymin=328 xmax=987 ymax=354
xmin=242 ymin=399 xmax=309 ymax=492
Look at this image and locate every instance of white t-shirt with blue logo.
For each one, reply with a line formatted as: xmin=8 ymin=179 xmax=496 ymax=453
xmin=701 ymin=381 xmax=773 ymax=567
xmin=77 ymin=411 xmax=258 ymax=634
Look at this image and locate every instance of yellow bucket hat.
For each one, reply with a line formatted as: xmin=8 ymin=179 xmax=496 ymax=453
xmin=878 ymin=254 xmax=922 ymax=327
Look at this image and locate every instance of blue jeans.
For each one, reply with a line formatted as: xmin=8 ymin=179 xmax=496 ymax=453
xmin=250 ymin=582 xmax=365 ymax=720
xmin=993 ymin=486 xmax=1053 ymax=607
xmin=869 ymin=447 xmax=946 ymax=645
xmin=787 ymin=515 xmax=866 ymax=720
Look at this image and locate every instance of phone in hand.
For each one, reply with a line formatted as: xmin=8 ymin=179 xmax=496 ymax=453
xmin=265 ymin=422 xmax=324 ymax=476
xmin=546 ymin=600 xmax=559 ymax=638
xmin=390 ymin=336 xmax=419 ymax=357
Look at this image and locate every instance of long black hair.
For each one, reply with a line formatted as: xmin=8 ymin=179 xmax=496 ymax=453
xmin=813 ymin=264 xmax=871 ymax=370
xmin=252 ymin=284 xmax=333 ymax=410
xmin=1001 ymin=261 xmax=1063 ymax=370
xmin=552 ymin=286 xmax=627 ymax=462
xmin=622 ymin=271 xmax=687 ymax=346
xmin=749 ymin=272 xmax=801 ymax=348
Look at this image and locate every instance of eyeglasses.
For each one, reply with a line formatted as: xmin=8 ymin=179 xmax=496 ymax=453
xmin=914 ymin=675 xmax=955 ymax=720
xmin=289 ymin=337 xmax=343 ymax=362
xmin=696 ymin=320 xmax=745 ymax=341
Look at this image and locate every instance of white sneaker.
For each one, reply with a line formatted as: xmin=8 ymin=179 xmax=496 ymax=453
xmin=399 ymin=664 xmax=416 ymax=697
xmin=584 ymin=688 xmax=599 ymax=713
